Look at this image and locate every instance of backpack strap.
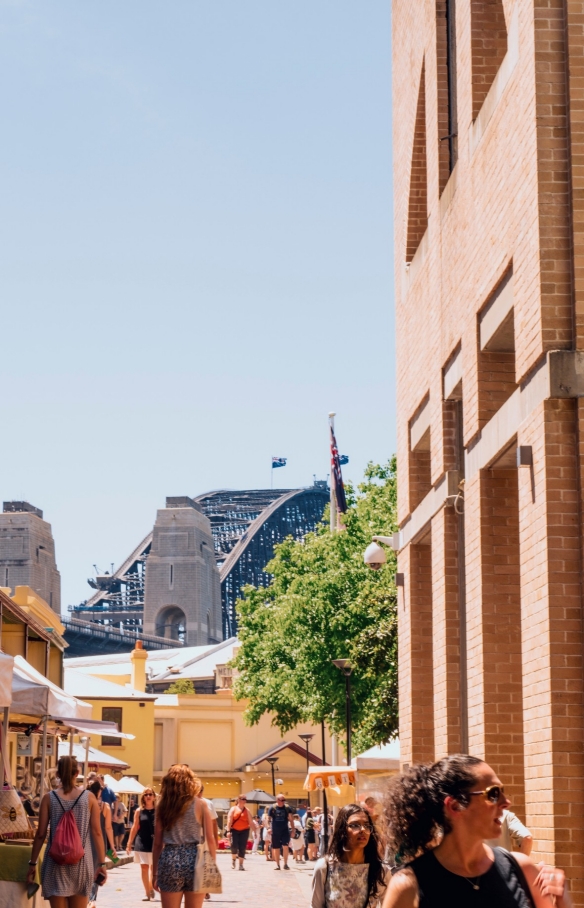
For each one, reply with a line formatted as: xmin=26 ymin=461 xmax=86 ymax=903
xmin=493 ymin=847 xmax=535 ymax=908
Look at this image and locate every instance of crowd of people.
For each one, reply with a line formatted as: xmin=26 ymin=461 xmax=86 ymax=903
xmin=23 ymin=753 xmax=575 ymax=908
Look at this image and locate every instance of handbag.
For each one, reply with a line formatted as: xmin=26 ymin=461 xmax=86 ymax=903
xmin=193 ymin=802 xmax=222 ymax=895
xmin=0 ymin=722 xmax=31 ymax=836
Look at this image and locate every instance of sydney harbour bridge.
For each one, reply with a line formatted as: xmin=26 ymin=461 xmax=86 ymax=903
xmin=63 ymin=483 xmax=329 ymax=656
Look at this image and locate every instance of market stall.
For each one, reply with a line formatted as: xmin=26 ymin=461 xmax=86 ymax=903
xmin=303 ymin=765 xmax=356 ymax=808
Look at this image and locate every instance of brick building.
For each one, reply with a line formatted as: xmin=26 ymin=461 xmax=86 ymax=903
xmin=393 ymin=0 xmax=584 ymax=897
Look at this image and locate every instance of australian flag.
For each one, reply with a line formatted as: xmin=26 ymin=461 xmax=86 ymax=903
xmin=272 ymin=457 xmax=287 ymax=468
xmin=330 ymin=428 xmax=348 ymax=513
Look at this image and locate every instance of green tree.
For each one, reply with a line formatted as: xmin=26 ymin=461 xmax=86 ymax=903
xmin=233 ymin=459 xmax=398 ymax=755
xmin=166 ymin=678 xmax=196 ymax=694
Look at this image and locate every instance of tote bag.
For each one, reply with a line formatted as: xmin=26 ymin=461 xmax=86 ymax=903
xmin=0 ymin=723 xmax=31 ymax=836
xmin=193 ymin=803 xmax=222 ymax=895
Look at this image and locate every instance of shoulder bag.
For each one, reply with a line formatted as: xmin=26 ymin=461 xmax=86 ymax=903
xmin=0 ymin=722 xmax=31 ymax=836
xmin=193 ymin=800 xmax=222 ymax=895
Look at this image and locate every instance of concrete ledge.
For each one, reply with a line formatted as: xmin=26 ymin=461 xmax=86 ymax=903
xmin=397 ymin=471 xmax=460 ymax=549
xmin=398 ymin=350 xmax=584 ymax=552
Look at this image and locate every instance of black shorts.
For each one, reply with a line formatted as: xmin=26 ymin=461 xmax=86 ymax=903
xmin=271 ymin=826 xmax=291 ymax=849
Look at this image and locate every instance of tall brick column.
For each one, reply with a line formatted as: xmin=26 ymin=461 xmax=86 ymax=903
xmin=398 ymin=540 xmax=434 ymax=767
xmin=519 ymin=399 xmax=584 ymax=898
xmin=431 ymin=507 xmax=462 ymax=758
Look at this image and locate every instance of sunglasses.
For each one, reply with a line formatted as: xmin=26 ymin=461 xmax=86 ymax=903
xmin=469 ymin=785 xmax=505 ymax=804
xmin=239 ymin=798 xmax=247 ymax=802
xmin=347 ymin=822 xmax=373 ymax=833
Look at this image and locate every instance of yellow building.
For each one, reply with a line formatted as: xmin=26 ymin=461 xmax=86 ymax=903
xmin=66 ymin=639 xmax=331 ymax=806
xmin=64 ymin=645 xmax=156 ymax=787
xmin=0 ymin=585 xmax=66 ymax=686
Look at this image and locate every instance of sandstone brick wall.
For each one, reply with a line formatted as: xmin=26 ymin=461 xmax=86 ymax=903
xmin=393 ymin=0 xmax=584 ymax=898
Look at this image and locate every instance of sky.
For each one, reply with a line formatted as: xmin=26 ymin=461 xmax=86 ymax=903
xmin=0 ymin=1 xmax=394 ymax=611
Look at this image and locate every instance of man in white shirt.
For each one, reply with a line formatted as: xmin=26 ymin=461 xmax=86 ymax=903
xmin=485 ymin=808 xmax=533 ymax=854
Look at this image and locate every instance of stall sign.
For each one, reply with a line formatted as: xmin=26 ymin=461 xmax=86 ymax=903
xmin=17 ymin=735 xmax=32 ymax=756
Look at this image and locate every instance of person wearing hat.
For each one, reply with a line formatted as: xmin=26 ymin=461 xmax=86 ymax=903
xmin=268 ymin=795 xmax=294 ymax=870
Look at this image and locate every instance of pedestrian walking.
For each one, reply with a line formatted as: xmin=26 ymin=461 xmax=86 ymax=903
xmin=152 ymin=764 xmax=216 ymax=908
xmin=112 ymin=796 xmax=128 ymax=851
xmin=261 ymin=809 xmax=272 ymax=860
xmin=269 ymin=794 xmax=294 ymax=870
xmin=382 ymin=755 xmax=572 ymax=908
xmin=226 ymin=795 xmax=253 ymax=870
xmin=290 ymin=814 xmax=305 ymax=863
xmin=305 ymin=809 xmax=318 ymax=861
xmin=251 ymin=814 xmax=261 ymax=854
xmin=26 ymin=755 xmax=108 ymax=907
xmin=98 ymin=774 xmax=116 ymax=807
xmin=484 ymin=808 xmax=533 ymax=855
xmin=311 ymin=803 xmax=386 ymax=908
xmin=127 ymin=787 xmax=157 ymax=900
xmin=88 ymin=780 xmax=116 ymax=855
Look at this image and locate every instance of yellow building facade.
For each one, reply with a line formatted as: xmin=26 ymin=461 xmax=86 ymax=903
xmin=66 ymin=640 xmax=330 ymax=803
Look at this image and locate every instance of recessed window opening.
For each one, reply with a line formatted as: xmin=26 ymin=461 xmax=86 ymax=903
xmin=406 ymin=62 xmax=428 ymax=262
xmin=169 ymin=564 xmax=174 ymax=587
xmin=471 ymin=0 xmax=508 ymax=120
xmin=436 ymin=0 xmax=458 ymax=192
xmin=478 ymin=269 xmax=516 ymax=427
xmin=409 ymin=396 xmax=432 ymax=511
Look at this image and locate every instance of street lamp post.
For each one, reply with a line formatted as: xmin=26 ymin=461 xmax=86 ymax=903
xmin=267 ymin=757 xmax=278 ymax=796
xmin=332 ymin=659 xmax=353 ymax=765
xmin=299 ymin=733 xmax=315 ymax=776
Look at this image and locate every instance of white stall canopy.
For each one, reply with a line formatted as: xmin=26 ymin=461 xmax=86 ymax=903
xmin=11 ymin=655 xmax=92 ymax=720
xmin=0 ymin=652 xmax=14 ymax=709
xmin=104 ymin=773 xmax=145 ymax=794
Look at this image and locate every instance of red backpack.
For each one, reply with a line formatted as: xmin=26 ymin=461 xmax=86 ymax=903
xmin=48 ymin=791 xmax=86 ymax=865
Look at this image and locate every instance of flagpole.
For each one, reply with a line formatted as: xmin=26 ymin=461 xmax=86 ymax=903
xmin=328 ymin=412 xmax=339 ymax=771
xmin=270 ymin=459 xmax=273 ymax=490
xmin=329 ymin=412 xmax=336 ymax=532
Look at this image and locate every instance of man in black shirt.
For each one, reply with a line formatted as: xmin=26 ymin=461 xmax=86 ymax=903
xmin=268 ymin=795 xmax=294 ymax=870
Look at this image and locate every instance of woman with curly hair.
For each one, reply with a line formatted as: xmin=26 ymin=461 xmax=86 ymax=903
xmin=311 ymin=803 xmax=387 ymax=907
xmin=152 ymin=765 xmax=216 ymax=908
xmin=382 ymin=755 xmax=572 ymax=908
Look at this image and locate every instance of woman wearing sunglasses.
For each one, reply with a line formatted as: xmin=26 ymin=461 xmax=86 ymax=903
xmin=127 ymin=788 xmax=157 ymax=900
xmin=382 ymin=755 xmax=572 ymax=908
xmin=311 ymin=803 xmax=387 ymax=907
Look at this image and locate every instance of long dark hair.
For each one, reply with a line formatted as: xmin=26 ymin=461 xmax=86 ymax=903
xmin=57 ymin=755 xmax=79 ymax=794
xmin=328 ymin=803 xmax=385 ymax=903
xmin=385 ymin=754 xmax=484 ymax=860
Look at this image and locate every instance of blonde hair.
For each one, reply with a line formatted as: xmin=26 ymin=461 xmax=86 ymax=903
xmin=156 ymin=765 xmax=201 ymax=830
xmin=141 ymin=788 xmax=156 ymax=808
xmin=57 ymin=756 xmax=79 ymax=794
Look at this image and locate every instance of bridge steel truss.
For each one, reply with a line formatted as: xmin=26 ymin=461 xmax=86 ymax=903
xmin=69 ymin=485 xmax=328 ymax=644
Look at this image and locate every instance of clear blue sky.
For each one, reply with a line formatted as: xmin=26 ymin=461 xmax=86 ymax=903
xmin=0 ymin=1 xmax=394 ymax=611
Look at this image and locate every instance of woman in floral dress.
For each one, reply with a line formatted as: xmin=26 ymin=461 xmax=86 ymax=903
xmin=311 ymin=804 xmax=386 ymax=908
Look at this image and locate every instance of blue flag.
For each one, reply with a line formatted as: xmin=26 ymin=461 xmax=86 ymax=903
xmin=339 ymin=454 xmax=349 ymax=466
xmin=272 ymin=457 xmax=287 ymax=468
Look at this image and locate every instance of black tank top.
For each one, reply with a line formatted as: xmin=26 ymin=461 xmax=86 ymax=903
xmin=406 ymin=847 xmax=534 ymax=907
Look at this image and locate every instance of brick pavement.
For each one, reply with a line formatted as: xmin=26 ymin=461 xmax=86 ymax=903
xmin=96 ymin=852 xmax=313 ymax=908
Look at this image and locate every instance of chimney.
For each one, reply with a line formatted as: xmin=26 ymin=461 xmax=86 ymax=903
xmin=131 ymin=640 xmax=148 ymax=692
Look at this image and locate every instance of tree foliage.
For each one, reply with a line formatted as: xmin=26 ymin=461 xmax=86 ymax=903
xmin=233 ymin=459 xmax=398 ymax=755
xmin=166 ymin=678 xmax=195 ymax=694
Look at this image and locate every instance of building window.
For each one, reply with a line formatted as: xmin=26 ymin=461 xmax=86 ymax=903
xmin=471 ymin=0 xmax=507 ymax=120
xmin=169 ymin=564 xmax=174 ymax=588
xmin=436 ymin=0 xmax=458 ymax=190
xmin=101 ymin=707 xmax=122 ymax=746
xmin=406 ymin=62 xmax=428 ymax=262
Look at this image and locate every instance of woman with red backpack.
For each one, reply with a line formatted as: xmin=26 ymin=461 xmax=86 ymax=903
xmin=26 ymin=755 xmax=108 ymax=906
